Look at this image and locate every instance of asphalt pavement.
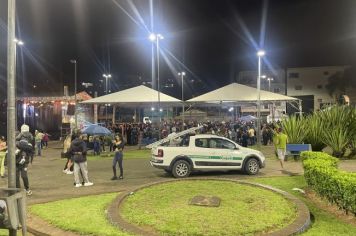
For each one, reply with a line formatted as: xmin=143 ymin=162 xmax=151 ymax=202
xmin=0 ymin=141 xmax=355 ymax=205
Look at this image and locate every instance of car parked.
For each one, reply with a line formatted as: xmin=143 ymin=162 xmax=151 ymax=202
xmin=150 ymin=134 xmax=265 ymax=178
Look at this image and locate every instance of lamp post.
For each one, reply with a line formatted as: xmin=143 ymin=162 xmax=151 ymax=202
xmin=14 ymin=38 xmax=23 ymax=129
xmin=266 ymin=77 xmax=274 ymax=91
xmin=70 ymin=59 xmax=77 ymax=128
xmin=149 ymin=33 xmax=164 ymax=121
xmin=103 ymin=73 xmax=112 ymax=123
xmin=178 ymin=71 xmax=186 ymax=124
xmin=257 ymin=50 xmax=265 ymax=148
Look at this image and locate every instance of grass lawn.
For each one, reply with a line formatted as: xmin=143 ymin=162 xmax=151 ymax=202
xmin=251 ymin=176 xmax=356 ymax=236
xmin=87 ymin=149 xmax=151 ymax=161
xmin=28 ymin=193 xmax=130 ymax=236
xmin=24 ymin=176 xmax=356 ymax=236
xmin=121 ymin=180 xmax=297 ymax=236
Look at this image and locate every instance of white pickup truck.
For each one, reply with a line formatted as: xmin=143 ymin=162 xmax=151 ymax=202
xmin=150 ymin=134 xmax=266 ymax=178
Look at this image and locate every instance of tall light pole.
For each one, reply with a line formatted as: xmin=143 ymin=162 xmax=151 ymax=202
xmin=14 ymin=38 xmax=24 ymax=129
xmin=7 ymin=0 xmax=18 ymax=235
xmin=149 ymin=33 xmax=164 ymax=120
xmin=266 ymin=77 xmax=274 ymax=92
xmin=103 ymin=73 xmax=112 ymax=123
xmin=70 ymin=59 xmax=77 ymax=129
xmin=257 ymin=50 xmax=265 ymax=148
xmin=178 ymin=71 xmax=186 ymax=124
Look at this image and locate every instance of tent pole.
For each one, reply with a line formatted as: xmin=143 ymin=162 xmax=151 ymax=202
xmin=93 ymin=92 xmax=98 ymax=124
xmin=298 ymin=100 xmax=303 ymax=117
xmin=112 ymin=105 xmax=116 ymax=124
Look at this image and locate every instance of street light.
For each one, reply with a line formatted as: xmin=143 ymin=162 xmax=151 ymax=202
xmin=103 ymin=74 xmax=112 ymax=123
xmin=149 ymin=33 xmax=164 ymax=122
xmin=70 ymin=59 xmax=77 ymax=129
xmin=14 ymin=38 xmax=24 ymax=129
xmin=178 ymin=71 xmax=186 ymax=124
xmin=266 ymin=77 xmax=274 ymax=91
xmin=256 ymin=50 xmax=265 ymax=148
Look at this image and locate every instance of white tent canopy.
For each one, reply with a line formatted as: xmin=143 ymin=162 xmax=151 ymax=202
xmin=81 ymin=85 xmax=181 ymax=106
xmin=186 ymin=83 xmax=299 ymax=103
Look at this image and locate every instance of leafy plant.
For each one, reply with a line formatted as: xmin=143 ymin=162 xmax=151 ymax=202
xmin=317 ymin=105 xmax=355 ymax=157
xmin=281 ymin=115 xmax=305 ymax=143
xmin=322 ymin=129 xmax=349 ymax=157
xmin=304 ymin=114 xmax=326 ymax=151
xmin=302 ymin=151 xmax=356 ymax=216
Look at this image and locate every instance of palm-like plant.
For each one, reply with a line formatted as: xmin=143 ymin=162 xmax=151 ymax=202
xmin=281 ymin=115 xmax=305 ymax=144
xmin=319 ymin=105 xmax=355 ymax=158
xmin=323 ymin=128 xmax=349 ymax=157
xmin=304 ymin=114 xmax=326 ymax=151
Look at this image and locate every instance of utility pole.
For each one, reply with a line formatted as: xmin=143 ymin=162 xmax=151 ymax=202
xmin=70 ymin=59 xmax=77 ymax=128
xmin=7 ymin=0 xmax=17 ymax=235
xmin=178 ymin=72 xmax=186 ymax=125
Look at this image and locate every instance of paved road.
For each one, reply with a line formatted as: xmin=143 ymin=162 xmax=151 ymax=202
xmin=1 ymin=142 xmax=355 ymax=205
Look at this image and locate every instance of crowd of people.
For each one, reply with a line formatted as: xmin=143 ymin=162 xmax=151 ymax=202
xmin=102 ymin=119 xmax=280 ymax=148
xmin=2 ymin=118 xmax=286 ymax=195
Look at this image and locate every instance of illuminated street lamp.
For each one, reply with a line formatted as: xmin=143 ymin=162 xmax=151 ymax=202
xmin=70 ymin=59 xmax=77 ymax=128
xmin=103 ymin=74 xmax=112 ymax=122
xmin=178 ymin=71 xmax=186 ymax=123
xmin=256 ymin=50 xmax=265 ymax=148
xmin=14 ymin=38 xmax=24 ymax=128
xmin=149 ymin=33 xmax=164 ymax=121
xmin=266 ymin=77 xmax=274 ymax=91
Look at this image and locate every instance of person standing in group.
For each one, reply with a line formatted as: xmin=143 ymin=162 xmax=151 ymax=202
xmin=248 ymin=126 xmax=255 ymax=145
xmin=15 ymin=124 xmax=34 ymax=196
xmin=35 ymin=130 xmax=44 ymax=156
xmin=276 ymin=127 xmax=288 ymax=170
xmin=0 ymin=136 xmax=7 ymax=178
xmin=111 ymin=134 xmax=125 ymax=180
xmin=68 ymin=132 xmax=93 ymax=187
xmin=62 ymin=134 xmax=73 ymax=174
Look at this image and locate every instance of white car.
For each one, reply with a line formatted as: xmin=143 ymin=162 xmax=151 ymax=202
xmin=150 ymin=134 xmax=266 ymax=178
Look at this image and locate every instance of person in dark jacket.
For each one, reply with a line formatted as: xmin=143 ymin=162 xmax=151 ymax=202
xmin=111 ymin=134 xmax=125 ymax=180
xmin=68 ymin=132 xmax=93 ymax=187
xmin=15 ymin=124 xmax=34 ymax=196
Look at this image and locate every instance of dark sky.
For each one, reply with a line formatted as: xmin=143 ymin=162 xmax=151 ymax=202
xmin=1 ymin=0 xmax=356 ymax=99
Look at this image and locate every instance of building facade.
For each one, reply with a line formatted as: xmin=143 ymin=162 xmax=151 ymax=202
xmin=286 ymin=66 xmax=349 ymax=112
xmin=238 ymin=65 xmax=353 ymax=114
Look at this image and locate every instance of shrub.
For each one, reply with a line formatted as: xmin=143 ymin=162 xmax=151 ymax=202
xmin=281 ymin=115 xmax=306 ymax=144
xmin=302 ymin=151 xmax=356 ymax=215
xmin=304 ymin=114 xmax=326 ymax=151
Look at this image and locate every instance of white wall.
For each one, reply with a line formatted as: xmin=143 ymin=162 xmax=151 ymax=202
xmin=286 ymin=66 xmax=348 ymax=110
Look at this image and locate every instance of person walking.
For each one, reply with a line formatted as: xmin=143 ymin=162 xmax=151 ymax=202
xmin=35 ymin=130 xmax=44 ymax=156
xmin=68 ymin=132 xmax=93 ymax=187
xmin=111 ymin=134 xmax=125 ymax=180
xmin=0 ymin=136 xmax=7 ymax=178
xmin=276 ymin=127 xmax=288 ymax=170
xmin=42 ymin=132 xmax=49 ymax=148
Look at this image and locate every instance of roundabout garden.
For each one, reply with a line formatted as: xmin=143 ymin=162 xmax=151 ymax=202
xmin=109 ymin=179 xmax=310 ymax=236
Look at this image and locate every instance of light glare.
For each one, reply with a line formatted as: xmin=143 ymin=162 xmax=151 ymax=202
xmin=257 ymin=50 xmax=265 ymax=57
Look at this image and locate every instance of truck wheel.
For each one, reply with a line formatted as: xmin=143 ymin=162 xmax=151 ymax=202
xmin=172 ymin=160 xmax=191 ymax=178
xmin=244 ymin=158 xmax=260 ymax=175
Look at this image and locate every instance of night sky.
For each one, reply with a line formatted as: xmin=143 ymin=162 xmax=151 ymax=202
xmin=1 ymin=0 xmax=356 ymax=99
